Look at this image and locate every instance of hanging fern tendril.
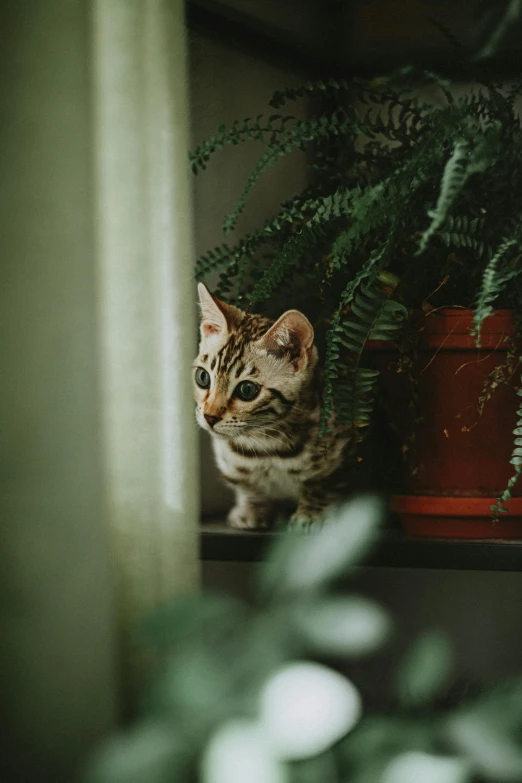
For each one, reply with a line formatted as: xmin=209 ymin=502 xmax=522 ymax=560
xmin=417 ymin=140 xmax=489 ymax=254
xmin=492 ymin=381 xmax=522 ymax=520
xmin=248 ymin=186 xmax=361 ymax=307
xmin=320 ymin=271 xmax=408 ymax=437
xmin=472 ymin=237 xmax=520 ymax=343
xmin=222 ymin=111 xmax=355 ymax=235
xmin=194 ymin=188 xmax=334 ymax=283
xmin=189 ymin=114 xmax=298 ymax=175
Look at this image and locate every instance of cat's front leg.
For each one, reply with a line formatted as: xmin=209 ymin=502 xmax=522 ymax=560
xmin=288 ymin=484 xmax=332 ymax=532
xmin=227 ymin=486 xmax=275 ymax=530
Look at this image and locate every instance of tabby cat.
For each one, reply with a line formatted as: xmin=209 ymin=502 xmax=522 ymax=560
xmin=194 ymin=283 xmax=354 ymax=530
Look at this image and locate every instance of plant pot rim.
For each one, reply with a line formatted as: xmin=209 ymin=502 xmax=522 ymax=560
xmin=391 ymin=494 xmax=522 ymax=516
xmin=391 ymin=494 xmax=522 ymax=538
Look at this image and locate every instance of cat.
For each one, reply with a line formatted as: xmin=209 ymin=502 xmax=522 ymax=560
xmin=194 ymin=283 xmax=355 ymax=530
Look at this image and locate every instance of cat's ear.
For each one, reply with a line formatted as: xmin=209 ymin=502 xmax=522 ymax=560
xmin=260 ymin=310 xmax=314 ymax=371
xmin=198 ymin=283 xmax=241 ymax=338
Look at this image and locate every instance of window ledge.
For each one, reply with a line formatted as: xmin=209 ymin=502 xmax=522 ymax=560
xmin=201 ymin=520 xmax=522 ymax=571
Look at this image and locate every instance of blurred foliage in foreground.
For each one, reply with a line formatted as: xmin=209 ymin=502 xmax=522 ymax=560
xmin=84 ymin=498 xmax=522 ymax=783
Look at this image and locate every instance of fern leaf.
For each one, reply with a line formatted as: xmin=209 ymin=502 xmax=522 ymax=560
xmin=269 ymin=77 xmax=351 ymax=109
xmin=319 ymin=309 xmax=343 ymax=437
xmin=189 ymin=115 xmax=297 ymax=175
xmin=222 ymin=111 xmax=354 ymax=234
xmin=341 ymin=285 xmax=408 ymax=358
xmin=194 ymin=186 xmax=331 ymax=283
xmin=248 ymin=186 xmax=359 ymax=306
xmin=492 ymin=383 xmax=522 ymax=519
xmin=472 ymin=237 xmax=519 ymax=342
xmin=418 ymin=141 xmax=487 ymax=253
xmin=248 ymin=225 xmax=319 ymax=306
xmin=194 ymin=243 xmax=236 ymax=280
xmin=320 ymin=271 xmax=407 ymax=436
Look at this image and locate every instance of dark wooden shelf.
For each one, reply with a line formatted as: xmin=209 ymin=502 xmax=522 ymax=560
xmin=186 ymin=0 xmax=522 ymax=80
xmin=186 ymin=0 xmax=333 ymax=76
xmin=201 ymin=521 xmax=522 ymax=571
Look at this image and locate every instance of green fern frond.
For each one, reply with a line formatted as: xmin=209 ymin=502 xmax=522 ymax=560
xmin=269 ymin=75 xmax=428 ymax=143
xmin=492 ymin=384 xmax=522 ymax=519
xmin=189 ymin=114 xmax=296 ymax=175
xmin=195 ymin=186 xmax=334 ymax=282
xmin=248 ymin=186 xmax=361 ymax=306
xmin=429 ymin=18 xmax=466 ymax=53
xmin=382 ymin=66 xmax=456 ymax=104
xmin=439 ymin=215 xmax=491 ymax=258
xmin=472 ymin=237 xmax=519 ymax=342
xmin=443 ymin=215 xmax=485 ymax=234
xmin=194 ymin=242 xmax=237 ymax=280
xmin=222 ymin=111 xmax=355 ymax=234
xmin=417 ymin=140 xmax=489 ymax=254
xmin=340 ymin=292 xmax=408 ymax=352
xmin=319 ymin=309 xmax=343 ymax=438
xmin=334 ymin=367 xmax=381 ymax=427
xmin=337 ymin=294 xmax=408 ymax=431
xmin=249 ymin=179 xmax=393 ymax=308
xmin=326 ymin=183 xmax=387 ymax=269
xmin=320 ymin=272 xmax=407 ymax=436
xmin=327 ymin=157 xmax=425 ymax=269
xmin=248 ymin=226 xmax=318 ymax=306
xmin=269 ymin=78 xmax=352 ymax=109
xmin=415 ymin=69 xmax=455 ymax=105
xmin=506 ymin=79 xmax=522 ymax=110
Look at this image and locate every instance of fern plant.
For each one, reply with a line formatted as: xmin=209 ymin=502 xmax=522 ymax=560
xmin=192 ymin=70 xmax=522 ymax=510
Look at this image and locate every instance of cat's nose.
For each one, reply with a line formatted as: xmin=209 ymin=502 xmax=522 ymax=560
xmin=204 ymin=413 xmax=221 ymax=428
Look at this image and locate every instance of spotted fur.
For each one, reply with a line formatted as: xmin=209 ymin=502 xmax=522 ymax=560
xmin=193 ymin=283 xmax=353 ymax=530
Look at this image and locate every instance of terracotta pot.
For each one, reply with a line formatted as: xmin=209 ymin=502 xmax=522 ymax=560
xmin=373 ymin=309 xmax=522 ymax=538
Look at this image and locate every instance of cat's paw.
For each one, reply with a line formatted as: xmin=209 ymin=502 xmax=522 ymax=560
xmin=288 ymin=511 xmax=324 ymax=534
xmin=227 ymin=504 xmax=273 ymax=530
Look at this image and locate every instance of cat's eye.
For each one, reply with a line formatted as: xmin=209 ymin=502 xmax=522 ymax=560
xmin=195 ymin=367 xmax=211 ymax=389
xmin=235 ymin=381 xmax=260 ymax=401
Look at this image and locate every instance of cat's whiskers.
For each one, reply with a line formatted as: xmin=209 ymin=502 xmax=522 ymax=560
xmin=232 ymin=437 xmax=246 ymax=458
xmin=287 ymin=402 xmax=316 ymax=421
xmin=250 ymin=429 xmax=289 ymax=451
xmin=296 ymin=405 xmax=316 ymax=418
xmin=245 ymin=432 xmax=273 ymax=457
xmin=245 ymin=420 xmax=293 ymax=444
xmin=258 ymin=426 xmax=295 ymax=450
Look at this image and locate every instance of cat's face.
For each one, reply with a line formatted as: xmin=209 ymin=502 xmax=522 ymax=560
xmin=194 ymin=284 xmax=316 ymax=438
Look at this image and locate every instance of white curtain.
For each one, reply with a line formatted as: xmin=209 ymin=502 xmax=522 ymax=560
xmin=1 ymin=0 xmax=199 ymax=779
xmin=93 ymin=0 xmax=200 ymax=692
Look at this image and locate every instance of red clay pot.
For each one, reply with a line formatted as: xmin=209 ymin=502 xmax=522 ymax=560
xmin=374 ymin=309 xmax=522 ymax=538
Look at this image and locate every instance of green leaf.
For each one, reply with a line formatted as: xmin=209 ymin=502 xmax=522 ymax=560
xmin=202 ymin=720 xmax=288 ymax=783
xmin=381 ymin=752 xmax=470 ymax=783
xmin=84 ymin=722 xmax=188 ymax=783
xmin=137 ymin=591 xmax=249 ymax=648
xmin=395 ymin=630 xmax=453 ymax=708
xmin=447 ymin=688 xmax=522 ymax=782
xmin=291 ymin=596 xmax=392 ymax=656
xmin=259 ymin=496 xmax=384 ymax=601
xmin=290 ymin=751 xmax=338 ymax=783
